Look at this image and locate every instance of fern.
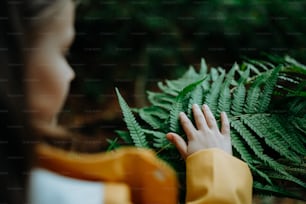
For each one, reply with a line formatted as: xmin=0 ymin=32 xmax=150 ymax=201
xmin=168 ymin=78 xmax=206 ymax=133
xmin=242 ymin=114 xmax=302 ymax=163
xmin=186 ymin=85 xmax=204 ymax=118
xmin=115 ymin=88 xmax=149 ymax=148
xmin=244 ymin=74 xmax=267 ymax=113
xmin=114 ymin=57 xmax=306 ymax=200
xmin=205 ymin=69 xmax=225 ymax=114
xmin=258 ymin=66 xmax=281 ymax=112
xmin=138 ymin=106 xmax=167 ymax=129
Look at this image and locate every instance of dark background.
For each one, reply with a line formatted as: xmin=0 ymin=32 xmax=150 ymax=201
xmin=59 ymin=0 xmax=306 ymax=146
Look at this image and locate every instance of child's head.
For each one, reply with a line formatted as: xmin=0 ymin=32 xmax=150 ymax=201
xmin=0 ymin=0 xmax=75 ymax=202
xmin=24 ymin=0 xmax=76 ymax=125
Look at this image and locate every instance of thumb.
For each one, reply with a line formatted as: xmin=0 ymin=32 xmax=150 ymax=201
xmin=166 ymin=133 xmax=187 ymax=159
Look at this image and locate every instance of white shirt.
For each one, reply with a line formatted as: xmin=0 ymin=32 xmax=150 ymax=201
xmin=28 ymin=168 xmax=104 ymax=204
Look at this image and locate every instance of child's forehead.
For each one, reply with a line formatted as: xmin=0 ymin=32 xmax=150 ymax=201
xmin=34 ymin=1 xmax=75 ymax=37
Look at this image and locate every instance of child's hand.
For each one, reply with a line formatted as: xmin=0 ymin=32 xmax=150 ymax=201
xmin=166 ymin=104 xmax=232 ymax=159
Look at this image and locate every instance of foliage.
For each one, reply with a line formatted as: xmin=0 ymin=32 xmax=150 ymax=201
xmin=70 ymin=0 xmax=306 ymax=102
xmin=112 ymin=56 xmax=306 ymax=200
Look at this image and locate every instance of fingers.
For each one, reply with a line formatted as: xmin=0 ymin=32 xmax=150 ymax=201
xmin=192 ymin=104 xmax=207 ymax=130
xmin=220 ymin=112 xmax=230 ymax=136
xmin=166 ymin=133 xmax=187 ymax=159
xmin=179 ymin=112 xmax=196 ymax=140
xmin=202 ymin=104 xmax=218 ymax=129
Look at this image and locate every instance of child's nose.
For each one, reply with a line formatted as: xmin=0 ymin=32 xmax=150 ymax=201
xmin=68 ymin=66 xmax=75 ymax=81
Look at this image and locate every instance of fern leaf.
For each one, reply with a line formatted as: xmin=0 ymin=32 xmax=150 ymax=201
xmin=285 ymin=117 xmax=306 ymax=151
xmin=169 ymin=66 xmax=201 ymax=90
xmin=247 ymin=59 xmax=271 ymax=71
xmin=253 ymin=181 xmax=304 ymax=200
xmin=157 ymin=81 xmax=179 ymax=96
xmin=205 ymin=70 xmax=225 ymax=114
xmin=272 ymin=115 xmax=306 ymax=155
xmin=143 ymin=129 xmax=170 ymax=149
xmin=168 ymin=78 xmax=206 ymax=133
xmin=217 ymin=85 xmax=231 ymax=115
xmin=231 ymin=119 xmax=288 ymax=176
xmin=242 ymin=114 xmax=302 ymax=163
xmin=115 ymin=88 xmax=149 ymax=148
xmin=230 ymin=67 xmax=250 ymax=116
xmin=258 ymin=66 xmax=281 ymax=112
xmin=244 ymin=74 xmax=267 ymax=113
xmin=199 ymin=58 xmax=208 ymax=74
xmin=106 ymin=138 xmax=120 ymax=151
xmin=291 ymin=117 xmax=306 ymax=139
xmin=147 ymin=91 xmax=174 ymax=110
xmin=265 ymin=171 xmax=304 ymax=185
xmin=216 ymin=64 xmax=236 ymax=114
xmin=187 ymin=85 xmax=204 ymax=118
xmin=224 ymin=63 xmax=238 ymax=85
xmin=231 ymin=84 xmax=246 ymax=116
xmin=231 ymin=130 xmax=273 ymax=184
xmin=289 ymin=98 xmax=306 ymax=116
xmin=138 ymin=106 xmax=167 ymax=129
xmin=115 ymin=130 xmax=133 ymax=144
xmin=210 ymin=67 xmax=220 ymax=82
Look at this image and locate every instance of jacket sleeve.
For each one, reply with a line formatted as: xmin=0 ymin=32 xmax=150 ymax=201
xmin=185 ymin=148 xmax=253 ymax=204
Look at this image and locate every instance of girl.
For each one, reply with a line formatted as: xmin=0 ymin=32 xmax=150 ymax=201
xmin=0 ymin=0 xmax=252 ymax=203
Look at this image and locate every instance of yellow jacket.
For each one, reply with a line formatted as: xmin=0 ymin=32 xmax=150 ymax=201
xmin=31 ymin=144 xmax=252 ymax=204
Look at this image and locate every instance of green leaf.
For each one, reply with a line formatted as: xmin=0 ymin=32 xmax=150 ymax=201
xmin=168 ymin=77 xmax=206 ymax=133
xmin=115 ymin=88 xmax=149 ymax=148
xmin=205 ymin=69 xmax=225 ymax=114
xmin=258 ymin=67 xmax=281 ymax=112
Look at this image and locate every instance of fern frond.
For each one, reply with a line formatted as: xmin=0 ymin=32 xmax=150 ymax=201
xmin=210 ymin=67 xmax=220 ymax=81
xmin=114 ymin=57 xmax=306 ymax=200
xmin=242 ymin=114 xmax=302 ymax=163
xmin=186 ymin=85 xmax=204 ymax=118
xmin=244 ymin=74 xmax=266 ymax=113
xmin=157 ymin=81 xmax=180 ymax=96
xmin=106 ymin=138 xmax=120 ymax=151
xmin=205 ymin=70 xmax=225 ymax=114
xmin=115 ymin=88 xmax=149 ymax=148
xmin=272 ymin=115 xmax=306 ymax=155
xmin=246 ymin=59 xmax=272 ymax=71
xmin=115 ymin=130 xmax=133 ymax=144
xmin=284 ymin=55 xmax=306 ymax=74
xmin=231 ymin=68 xmax=249 ymax=116
xmin=231 ymin=130 xmax=273 ymax=184
xmin=231 ymin=84 xmax=246 ymax=116
xmin=258 ymin=66 xmax=281 ymax=112
xmin=231 ymin=119 xmax=264 ymax=157
xmin=217 ymin=64 xmax=236 ymax=114
xmin=265 ymin=171 xmax=304 ymax=185
xmin=168 ymin=78 xmax=206 ymax=133
xmin=138 ymin=106 xmax=168 ymax=129
xmin=199 ymin=58 xmax=208 ymax=74
xmin=291 ymin=117 xmax=306 ymax=139
xmin=147 ymin=91 xmax=174 ymax=110
xmin=253 ymin=181 xmax=304 ymax=200
xmin=288 ymin=98 xmax=306 ymax=116
xmin=217 ymin=85 xmax=231 ymax=115
xmin=143 ymin=129 xmax=171 ymax=149
xmin=231 ymin=119 xmax=288 ymax=176
xmin=169 ymin=66 xmax=202 ymax=89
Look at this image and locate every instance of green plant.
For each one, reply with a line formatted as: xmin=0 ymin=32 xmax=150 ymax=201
xmin=112 ymin=56 xmax=306 ymax=200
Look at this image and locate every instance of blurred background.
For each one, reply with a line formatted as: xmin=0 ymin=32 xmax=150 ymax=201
xmin=59 ymin=1 xmax=306 ymax=202
xmin=61 ymin=0 xmax=306 ymax=133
